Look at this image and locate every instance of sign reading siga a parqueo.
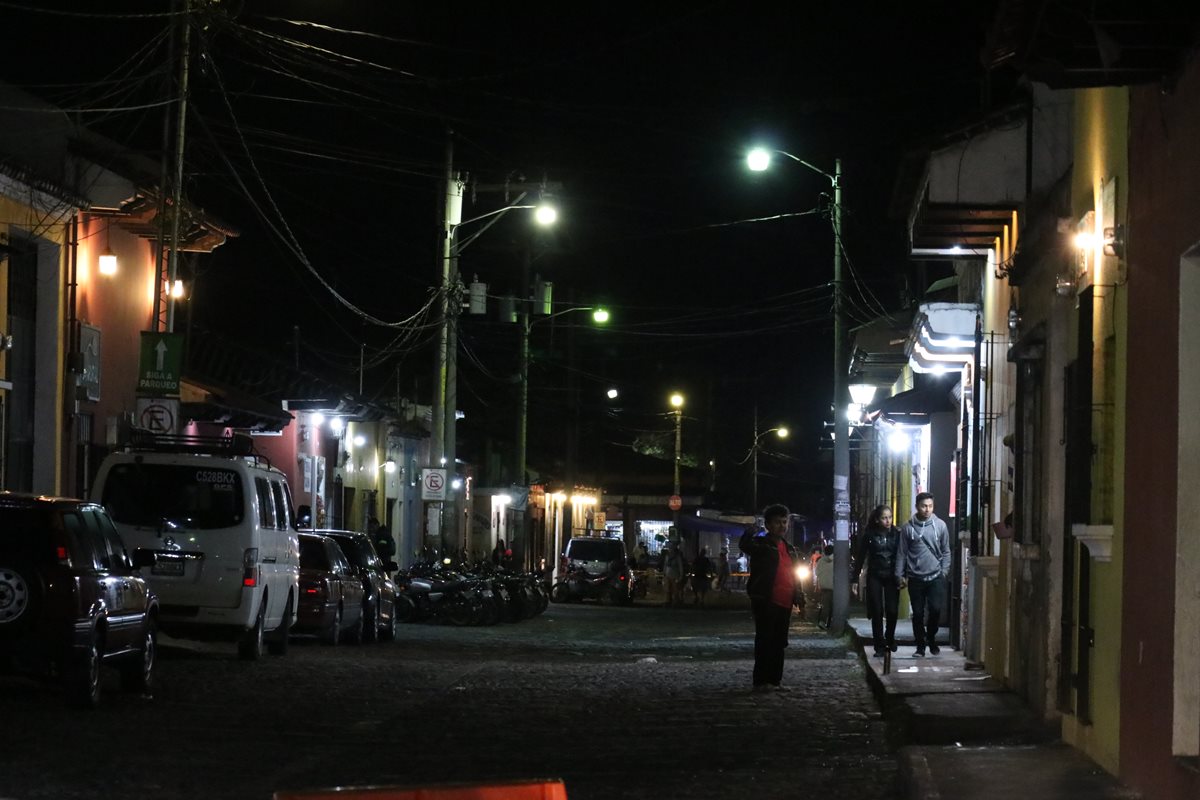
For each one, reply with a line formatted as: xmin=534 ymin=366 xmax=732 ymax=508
xmin=137 ymin=331 xmax=184 ymax=396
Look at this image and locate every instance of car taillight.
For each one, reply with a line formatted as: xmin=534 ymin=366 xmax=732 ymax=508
xmin=619 ymin=574 xmax=626 ymax=581
xmin=242 ymin=548 xmax=259 ymax=588
xmin=56 ymin=545 xmax=70 ymax=564
xmin=302 ymin=579 xmax=327 ymax=599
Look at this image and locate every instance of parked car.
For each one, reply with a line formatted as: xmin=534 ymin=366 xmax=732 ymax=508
xmin=0 ymin=492 xmax=159 ymax=707
xmin=558 ymin=536 xmax=635 ymax=604
xmin=90 ymin=433 xmax=299 ymax=661
xmin=295 ymin=532 xmax=365 ymax=645
xmin=317 ymin=529 xmax=398 ymax=642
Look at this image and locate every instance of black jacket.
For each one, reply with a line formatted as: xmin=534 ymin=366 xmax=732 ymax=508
xmin=738 ymin=528 xmax=800 ymax=602
xmin=852 ymin=526 xmax=900 ymax=581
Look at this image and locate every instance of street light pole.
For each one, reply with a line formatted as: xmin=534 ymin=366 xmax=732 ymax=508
xmin=670 ymin=392 xmax=684 ymax=524
xmin=830 ymin=157 xmax=849 ymax=637
xmin=747 ymin=148 xmax=848 ymax=635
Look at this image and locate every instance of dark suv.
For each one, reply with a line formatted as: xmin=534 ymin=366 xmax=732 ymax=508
xmin=0 ymin=493 xmax=158 ymax=707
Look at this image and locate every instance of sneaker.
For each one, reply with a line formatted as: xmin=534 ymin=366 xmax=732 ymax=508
xmin=752 ymin=684 xmax=773 ymax=693
xmin=772 ymin=684 xmax=791 ymax=693
xmin=913 ymin=648 xmax=926 ymax=657
xmin=873 ymin=648 xmax=885 ymax=658
xmin=929 ymin=644 xmax=941 ymax=656
xmin=888 ymin=643 xmax=899 ymax=652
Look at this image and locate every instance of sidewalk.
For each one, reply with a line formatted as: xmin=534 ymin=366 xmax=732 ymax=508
xmin=846 ymin=616 xmax=1141 ymax=799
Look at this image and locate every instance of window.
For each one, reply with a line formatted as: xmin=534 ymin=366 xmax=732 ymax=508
xmin=255 ymin=477 xmax=276 ymax=530
xmin=270 ymin=481 xmax=290 ymax=530
xmin=299 ymin=536 xmax=330 ymax=571
xmin=88 ymin=508 xmax=129 ymax=570
xmin=61 ymin=510 xmax=104 ymax=571
xmin=102 ymin=464 xmax=244 ymax=529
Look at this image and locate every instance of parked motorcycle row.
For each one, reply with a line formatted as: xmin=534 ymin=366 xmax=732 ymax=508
xmin=393 ymin=560 xmax=550 ymax=626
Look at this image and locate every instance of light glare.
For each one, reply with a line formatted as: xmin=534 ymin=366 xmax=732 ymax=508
xmin=747 ymin=148 xmax=771 ymax=171
xmin=534 ymin=204 xmax=558 ymax=226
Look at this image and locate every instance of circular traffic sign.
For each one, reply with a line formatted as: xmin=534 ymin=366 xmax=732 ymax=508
xmin=668 ymin=494 xmax=682 ymax=511
xmin=424 ymin=471 xmax=445 ymax=492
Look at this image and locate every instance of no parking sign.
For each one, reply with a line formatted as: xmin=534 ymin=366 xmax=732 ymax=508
xmin=421 ymin=468 xmax=447 ymax=501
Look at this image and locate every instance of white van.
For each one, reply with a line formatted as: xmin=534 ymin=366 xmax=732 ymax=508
xmin=90 ymin=434 xmax=299 ymax=660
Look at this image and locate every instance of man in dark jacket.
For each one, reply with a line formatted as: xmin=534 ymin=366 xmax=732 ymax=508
xmin=739 ymin=503 xmax=801 ymax=692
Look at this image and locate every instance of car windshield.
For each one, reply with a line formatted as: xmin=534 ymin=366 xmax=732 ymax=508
xmin=568 ymin=540 xmax=622 ymax=562
xmin=330 ymin=535 xmax=377 ymax=568
xmin=101 ymin=463 xmax=245 ymax=530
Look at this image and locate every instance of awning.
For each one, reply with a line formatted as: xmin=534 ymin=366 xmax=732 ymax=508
xmin=675 ymin=515 xmax=748 ymax=537
xmin=867 ymin=382 xmax=958 ymax=424
xmin=906 ymin=302 xmax=978 ymax=374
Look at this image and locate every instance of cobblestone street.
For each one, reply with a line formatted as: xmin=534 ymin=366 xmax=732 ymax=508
xmin=1 ymin=602 xmax=900 ymax=800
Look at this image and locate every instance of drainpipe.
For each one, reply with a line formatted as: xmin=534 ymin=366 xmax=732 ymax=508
xmin=64 ymin=213 xmax=80 ymax=495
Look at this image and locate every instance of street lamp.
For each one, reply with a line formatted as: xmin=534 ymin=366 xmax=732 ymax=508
xmin=432 ymin=141 xmax=560 ymax=556
xmin=747 ymin=145 xmax=848 ymax=635
xmin=669 ymin=392 xmax=685 ymax=519
xmin=743 ymin=408 xmax=789 ymax=512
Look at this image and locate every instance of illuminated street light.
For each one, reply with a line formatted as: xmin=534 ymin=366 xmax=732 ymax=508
xmin=747 ymin=143 xmax=849 ymax=634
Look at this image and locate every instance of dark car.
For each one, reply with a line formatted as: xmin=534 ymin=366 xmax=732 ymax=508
xmin=294 ymin=532 xmax=365 ymax=645
xmin=318 ymin=529 xmax=398 ymax=643
xmin=0 ymin=492 xmax=158 ymax=707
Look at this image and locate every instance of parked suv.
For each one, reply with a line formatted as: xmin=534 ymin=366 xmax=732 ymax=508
xmin=90 ymin=433 xmax=299 ymax=661
xmin=560 ymin=536 xmax=635 ymax=604
xmin=317 ymin=529 xmax=398 ymax=642
xmin=0 ymin=492 xmax=159 ymax=707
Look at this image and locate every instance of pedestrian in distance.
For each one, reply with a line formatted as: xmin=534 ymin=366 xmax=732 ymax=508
xmin=691 ymin=546 xmax=713 ymax=608
xmin=814 ymin=544 xmax=835 ymax=629
xmin=370 ymin=517 xmax=395 ymax=562
xmin=894 ymin=492 xmax=952 ymax=657
xmin=662 ymin=543 xmax=686 ymax=607
xmin=739 ymin=503 xmax=802 ymax=692
xmin=715 ymin=547 xmax=731 ymax=593
xmin=492 ymin=538 xmax=506 ymax=566
xmin=852 ymin=504 xmax=902 ymax=657
xmin=632 ymin=540 xmax=650 ymax=569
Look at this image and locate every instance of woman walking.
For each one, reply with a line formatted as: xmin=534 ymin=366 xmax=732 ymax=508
xmin=852 ymin=505 xmax=902 ymax=657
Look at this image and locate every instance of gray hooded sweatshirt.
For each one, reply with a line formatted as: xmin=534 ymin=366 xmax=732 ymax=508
xmin=894 ymin=513 xmax=951 ymax=582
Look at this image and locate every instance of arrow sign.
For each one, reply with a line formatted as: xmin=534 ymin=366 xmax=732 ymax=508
xmin=137 ymin=331 xmax=184 ymax=396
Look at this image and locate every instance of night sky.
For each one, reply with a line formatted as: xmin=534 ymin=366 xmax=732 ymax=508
xmin=0 ymin=1 xmax=1006 ymax=518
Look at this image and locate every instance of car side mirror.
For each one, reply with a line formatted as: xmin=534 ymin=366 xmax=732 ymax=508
xmin=130 ymin=548 xmax=157 ymax=569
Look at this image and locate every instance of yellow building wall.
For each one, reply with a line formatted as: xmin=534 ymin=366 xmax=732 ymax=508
xmin=0 ymin=194 xmax=69 ymax=493
xmin=1060 ymin=85 xmax=1128 ymax=776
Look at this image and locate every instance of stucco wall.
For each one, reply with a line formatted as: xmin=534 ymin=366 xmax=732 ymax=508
xmin=1122 ymin=48 xmax=1200 ymax=800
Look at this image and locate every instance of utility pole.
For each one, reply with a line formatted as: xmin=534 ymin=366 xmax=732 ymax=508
xmin=165 ymin=0 xmax=191 ymax=334
xmin=831 ymin=158 xmax=850 ymax=636
xmin=431 ymin=133 xmax=462 ymax=554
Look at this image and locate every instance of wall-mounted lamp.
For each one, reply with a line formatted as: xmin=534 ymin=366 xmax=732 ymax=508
xmin=1007 ymin=307 xmax=1021 ymax=334
xmin=98 ymin=222 xmax=118 ymax=276
xmin=383 ymin=458 xmax=396 ymax=474
xmin=352 ymin=434 xmax=366 ymax=447
xmin=170 ymin=279 xmax=185 ymax=299
xmin=848 ymin=383 xmax=876 ymax=405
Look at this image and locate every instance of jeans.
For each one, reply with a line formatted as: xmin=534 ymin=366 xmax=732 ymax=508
xmin=751 ymin=596 xmax=792 ymax=686
xmin=906 ymin=575 xmax=946 ymax=649
xmin=864 ymin=573 xmax=899 ymax=649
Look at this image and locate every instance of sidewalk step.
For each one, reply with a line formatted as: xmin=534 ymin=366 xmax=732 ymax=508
xmin=900 ymin=743 xmax=1141 ymax=799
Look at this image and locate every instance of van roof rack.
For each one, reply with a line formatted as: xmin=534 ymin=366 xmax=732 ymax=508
xmin=126 ymin=431 xmax=273 ymax=468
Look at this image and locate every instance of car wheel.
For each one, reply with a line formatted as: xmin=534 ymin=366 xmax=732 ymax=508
xmin=344 ymin=607 xmax=365 ymax=645
xmin=322 ymin=605 xmax=342 ymax=646
xmin=379 ymin=600 xmax=397 ymax=641
xmin=238 ymin=600 xmax=266 ymax=661
xmin=120 ymin=619 xmax=156 ymax=693
xmin=66 ymin=633 xmax=102 ymax=708
xmin=362 ymin=601 xmax=378 ymax=643
xmin=267 ymin=594 xmax=293 ymax=656
xmin=0 ymin=561 xmax=41 ymax=631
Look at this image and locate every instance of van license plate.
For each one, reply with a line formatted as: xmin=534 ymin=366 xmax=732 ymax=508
xmin=152 ymin=559 xmax=185 ymax=576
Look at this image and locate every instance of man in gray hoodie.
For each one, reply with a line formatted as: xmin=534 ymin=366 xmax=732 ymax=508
xmin=894 ymin=492 xmax=951 ymax=656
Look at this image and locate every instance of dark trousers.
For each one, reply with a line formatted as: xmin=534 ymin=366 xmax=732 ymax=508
xmin=907 ymin=575 xmax=946 ymax=648
xmin=751 ymin=596 xmax=791 ymax=686
xmin=864 ymin=573 xmax=899 ymax=649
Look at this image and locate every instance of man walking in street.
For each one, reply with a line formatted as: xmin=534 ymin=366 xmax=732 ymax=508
xmin=895 ymin=492 xmax=951 ymax=657
xmin=740 ymin=504 xmax=801 ymax=691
